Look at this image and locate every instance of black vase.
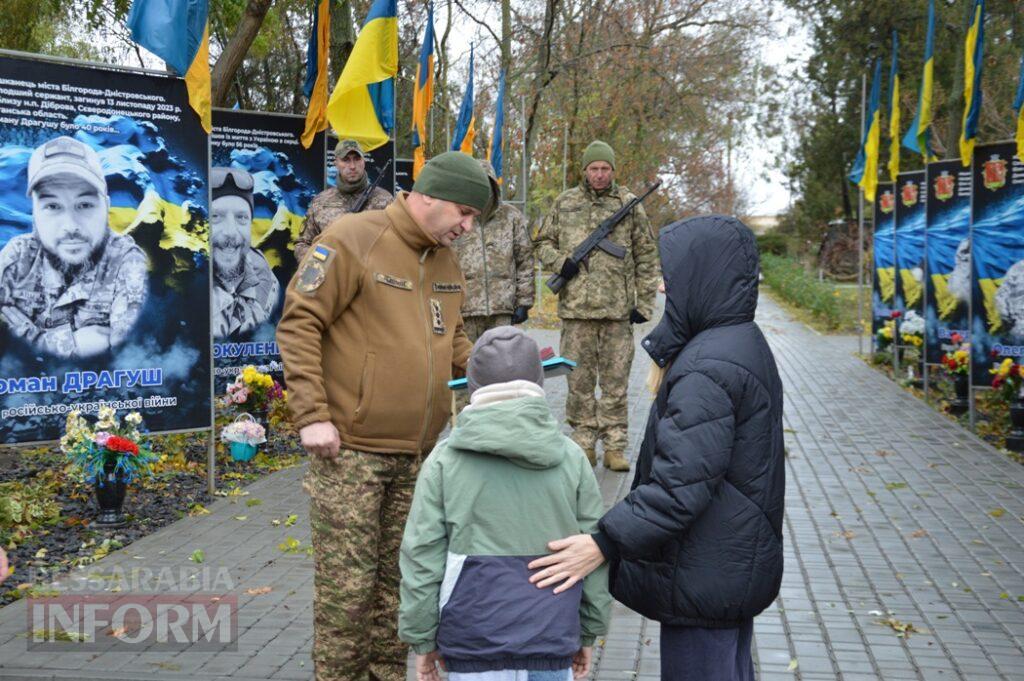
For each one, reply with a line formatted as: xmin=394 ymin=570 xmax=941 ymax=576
xmin=93 ymin=464 xmax=128 ymax=528
xmin=1006 ymin=401 xmax=1024 ymax=452
xmin=948 ymin=374 xmax=970 ymax=415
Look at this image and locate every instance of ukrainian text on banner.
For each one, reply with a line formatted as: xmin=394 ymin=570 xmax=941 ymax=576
xmin=872 ymin=182 xmax=896 ymax=345
xmin=0 ymin=53 xmax=211 ymax=443
xmin=971 ymin=141 xmax=1024 ymax=384
xmin=326 ymin=134 xmax=395 ymax=194
xmin=925 ymin=160 xmax=972 ymax=364
xmin=894 ymin=171 xmax=927 ymax=321
xmin=210 ymin=109 xmax=325 ymax=382
xmin=395 ymin=158 xmax=414 ymax=193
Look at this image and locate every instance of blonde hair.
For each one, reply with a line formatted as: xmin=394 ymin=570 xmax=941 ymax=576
xmin=646 ymin=361 xmax=667 ymax=395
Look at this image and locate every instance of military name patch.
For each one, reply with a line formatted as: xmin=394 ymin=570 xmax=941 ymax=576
xmin=374 ymin=273 xmax=413 ymax=290
xmin=295 ymin=246 xmax=335 ymax=294
xmin=432 ymin=282 xmax=462 ymax=293
xmin=430 ymin=298 xmax=446 ymax=335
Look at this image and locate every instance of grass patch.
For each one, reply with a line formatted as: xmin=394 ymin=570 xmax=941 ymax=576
xmin=760 ymin=254 xmax=861 ymax=333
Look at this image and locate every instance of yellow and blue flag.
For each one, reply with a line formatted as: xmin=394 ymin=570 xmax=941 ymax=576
xmin=451 ymin=45 xmax=476 ymax=154
xmin=1014 ymin=52 xmax=1024 ymax=161
xmin=487 ymin=69 xmax=506 ymax=184
xmin=127 ymin=0 xmax=211 ymax=133
xmin=960 ymin=0 xmax=985 ymax=167
xmin=301 ymin=0 xmax=330 ymax=149
xmin=849 ymin=59 xmax=883 ymax=203
xmin=412 ymin=2 xmax=435 ymax=179
xmin=902 ymin=0 xmax=937 ymax=162
xmin=326 ymin=0 xmax=397 ymax=152
xmin=887 ymin=31 xmax=900 ymax=182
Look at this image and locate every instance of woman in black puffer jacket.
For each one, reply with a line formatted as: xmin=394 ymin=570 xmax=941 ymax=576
xmin=530 ymin=215 xmax=785 ymax=681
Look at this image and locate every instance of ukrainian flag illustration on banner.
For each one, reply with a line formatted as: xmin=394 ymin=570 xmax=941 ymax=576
xmin=127 ymin=0 xmax=212 ymax=133
xmin=894 ymin=171 xmax=926 ymax=315
xmin=326 ymin=0 xmax=398 ymax=152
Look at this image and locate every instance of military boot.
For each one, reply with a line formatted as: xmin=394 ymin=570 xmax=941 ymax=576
xmin=584 ymin=448 xmax=597 ymax=466
xmin=603 ymin=450 xmax=630 ymax=472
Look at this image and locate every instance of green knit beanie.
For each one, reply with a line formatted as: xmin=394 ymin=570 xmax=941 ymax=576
xmin=413 ymin=151 xmax=492 ymax=213
xmin=582 ymin=140 xmax=615 ymax=170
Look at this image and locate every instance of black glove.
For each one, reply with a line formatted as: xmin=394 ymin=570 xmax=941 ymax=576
xmin=511 ymin=306 xmax=530 ymax=325
xmin=558 ymin=258 xmax=580 ymax=281
xmin=629 ymin=309 xmax=648 ymax=325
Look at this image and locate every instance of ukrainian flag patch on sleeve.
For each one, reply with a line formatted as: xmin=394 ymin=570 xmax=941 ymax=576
xmin=313 ymin=245 xmax=330 ymax=261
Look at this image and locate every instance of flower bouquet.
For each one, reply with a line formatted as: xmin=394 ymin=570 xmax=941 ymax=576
xmin=226 ymin=366 xmax=285 ymax=430
xmin=941 ymin=334 xmax=969 ymax=376
xmin=990 ymin=357 xmax=1024 ymax=402
xmin=60 ymin=407 xmax=158 ymax=527
xmin=221 ymin=413 xmax=267 ymax=462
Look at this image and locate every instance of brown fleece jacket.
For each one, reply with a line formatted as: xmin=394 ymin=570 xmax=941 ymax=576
xmin=277 ymin=192 xmax=472 ymax=455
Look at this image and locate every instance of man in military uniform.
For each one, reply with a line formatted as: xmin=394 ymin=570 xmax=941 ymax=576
xmin=210 ymin=167 xmax=279 ymax=337
xmin=0 ymin=135 xmax=148 ymax=358
xmin=451 ymin=159 xmax=535 ymax=410
xmin=534 ymin=140 xmax=659 ymax=471
xmin=295 ymin=139 xmax=393 ymax=262
xmin=277 ymin=151 xmax=495 ymax=681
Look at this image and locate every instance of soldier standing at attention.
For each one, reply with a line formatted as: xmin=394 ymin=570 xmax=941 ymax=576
xmin=534 ymin=140 xmax=659 ymax=472
xmin=451 ymin=159 xmax=535 ymax=411
xmin=294 ymin=139 xmax=393 ymax=262
xmin=277 ymin=151 xmax=495 ymax=681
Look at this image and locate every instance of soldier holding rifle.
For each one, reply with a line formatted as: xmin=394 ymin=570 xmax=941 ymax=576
xmin=534 ymin=140 xmax=660 ymax=471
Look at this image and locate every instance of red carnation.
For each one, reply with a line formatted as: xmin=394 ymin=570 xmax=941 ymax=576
xmin=951 ymin=333 xmax=962 ymax=344
xmin=993 ymin=376 xmax=1004 ymax=389
xmin=106 ymin=436 xmax=139 ymax=455
xmin=890 ymin=310 xmax=902 ymax=319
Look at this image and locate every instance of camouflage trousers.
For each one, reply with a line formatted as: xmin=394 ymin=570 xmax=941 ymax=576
xmin=306 ymin=449 xmax=421 ymax=681
xmin=454 ymin=314 xmax=513 ymax=413
xmin=561 ymin=318 xmax=635 ymax=452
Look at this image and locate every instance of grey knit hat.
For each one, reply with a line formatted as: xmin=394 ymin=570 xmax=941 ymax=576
xmin=466 ymin=326 xmax=544 ymax=395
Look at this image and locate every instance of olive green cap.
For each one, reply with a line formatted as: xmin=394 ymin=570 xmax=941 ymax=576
xmin=582 ymin=140 xmax=615 ymax=170
xmin=335 ymin=139 xmax=366 ymax=159
xmin=412 ymin=151 xmax=492 ymax=214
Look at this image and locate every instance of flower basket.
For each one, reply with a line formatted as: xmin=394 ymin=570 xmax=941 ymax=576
xmin=222 ymin=413 xmax=266 ymax=462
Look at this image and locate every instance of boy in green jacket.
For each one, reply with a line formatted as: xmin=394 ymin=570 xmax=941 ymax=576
xmin=399 ymin=326 xmax=611 ymax=681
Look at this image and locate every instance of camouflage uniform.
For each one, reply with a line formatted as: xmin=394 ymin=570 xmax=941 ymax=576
xmin=212 ymin=247 xmax=280 ymax=338
xmin=534 ymin=181 xmax=659 ymax=461
xmin=306 ymin=449 xmax=420 ymax=681
xmin=0 ymin=233 xmax=148 ymax=358
xmin=295 ymin=185 xmax=393 ymax=262
xmin=452 ymin=202 xmax=535 ymax=412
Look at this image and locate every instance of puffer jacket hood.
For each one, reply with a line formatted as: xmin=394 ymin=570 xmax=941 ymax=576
xmin=643 ymin=214 xmax=760 ymax=367
xmin=448 ymin=392 xmax=566 ymax=470
xmin=597 ymin=215 xmax=784 ymax=629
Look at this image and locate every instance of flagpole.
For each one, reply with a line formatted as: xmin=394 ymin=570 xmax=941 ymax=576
xmin=858 ymin=73 xmax=866 ymax=357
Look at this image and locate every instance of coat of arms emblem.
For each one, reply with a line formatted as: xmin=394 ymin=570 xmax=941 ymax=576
xmin=983 ymin=155 xmax=1008 ymax=191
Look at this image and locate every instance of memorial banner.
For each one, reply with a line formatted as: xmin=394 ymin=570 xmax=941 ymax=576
xmin=872 ymin=182 xmax=896 ymax=344
xmin=0 ymin=53 xmax=211 ymax=443
xmin=894 ymin=171 xmax=927 ymax=317
xmin=970 ymin=142 xmax=1024 ymax=384
xmin=210 ymin=109 xmax=325 ymax=381
xmin=924 ymin=160 xmax=972 ymax=363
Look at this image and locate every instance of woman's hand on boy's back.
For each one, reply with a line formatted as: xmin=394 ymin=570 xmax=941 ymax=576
xmin=415 ymin=651 xmax=445 ymax=681
xmin=528 ymin=534 xmax=605 ymax=593
xmin=572 ymin=646 xmax=593 ymax=680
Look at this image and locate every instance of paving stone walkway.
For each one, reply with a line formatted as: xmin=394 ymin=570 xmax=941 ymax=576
xmin=1 ymin=295 xmax=1023 ymax=680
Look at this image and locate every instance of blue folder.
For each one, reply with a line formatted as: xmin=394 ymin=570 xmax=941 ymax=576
xmin=448 ymin=356 xmax=577 ymax=391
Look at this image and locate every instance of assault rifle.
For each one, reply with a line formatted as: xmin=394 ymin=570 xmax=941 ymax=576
xmin=352 ymin=159 xmax=393 ymax=213
xmin=545 ymin=180 xmax=660 ymax=294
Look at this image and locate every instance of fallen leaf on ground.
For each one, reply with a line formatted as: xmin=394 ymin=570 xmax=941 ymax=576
xmin=875 ymin=617 xmax=927 ymax=638
xmin=988 ymin=508 xmax=1005 ymax=518
xmin=285 ymin=514 xmax=299 ymax=526
xmin=874 ymin=449 xmax=893 ymax=457
xmin=188 ymin=503 xmax=210 ymax=516
xmin=909 ymin=529 xmax=928 ymax=538
xmin=245 ymin=586 xmax=273 ymax=596
xmin=885 ymin=482 xmax=908 ymax=491
xmin=834 ymin=530 xmax=856 ymax=540
xmin=233 ymin=515 xmax=247 ymax=521
xmin=246 ymin=498 xmax=262 ymax=508
xmin=189 ymin=549 xmax=204 ymax=564
xmin=787 ymin=658 xmax=799 ymax=671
